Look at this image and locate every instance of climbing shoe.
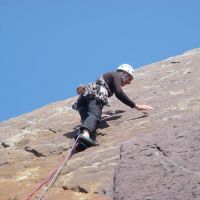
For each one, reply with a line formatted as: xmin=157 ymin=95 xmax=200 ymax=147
xmin=78 ymin=135 xmax=97 ymax=147
xmin=75 ymin=141 xmax=88 ymax=151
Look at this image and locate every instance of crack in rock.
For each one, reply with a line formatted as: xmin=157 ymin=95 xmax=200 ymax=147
xmin=154 ymin=148 xmax=200 ymax=177
xmin=153 ymin=144 xmax=168 ymax=157
xmin=49 ymin=128 xmax=57 ymax=133
xmin=1 ymin=142 xmax=10 ymax=148
xmin=0 ymin=162 xmax=8 ymax=167
xmin=24 ymin=147 xmax=46 ymax=157
xmin=62 ymin=185 xmax=88 ymax=194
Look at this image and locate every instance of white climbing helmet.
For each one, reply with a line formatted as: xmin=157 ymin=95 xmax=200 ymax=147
xmin=117 ymin=64 xmax=135 ymax=78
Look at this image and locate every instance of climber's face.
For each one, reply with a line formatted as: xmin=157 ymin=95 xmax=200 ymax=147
xmin=121 ymin=73 xmax=133 ymax=86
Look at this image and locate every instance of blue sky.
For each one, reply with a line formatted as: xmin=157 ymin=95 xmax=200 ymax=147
xmin=0 ymin=0 xmax=200 ymax=122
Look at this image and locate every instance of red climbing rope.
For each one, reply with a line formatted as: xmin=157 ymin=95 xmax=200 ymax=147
xmin=24 ymin=137 xmax=79 ymax=200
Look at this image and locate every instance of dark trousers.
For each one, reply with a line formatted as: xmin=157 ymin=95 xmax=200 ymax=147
xmin=78 ymin=97 xmax=103 ymax=135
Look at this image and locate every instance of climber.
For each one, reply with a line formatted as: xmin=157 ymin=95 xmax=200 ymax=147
xmin=72 ymin=64 xmax=153 ymax=148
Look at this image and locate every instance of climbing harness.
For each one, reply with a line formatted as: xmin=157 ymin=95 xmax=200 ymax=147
xmin=24 ymin=136 xmax=80 ymax=200
xmin=82 ymin=82 xmax=109 ymax=104
xmin=72 ymin=76 xmax=110 ymax=111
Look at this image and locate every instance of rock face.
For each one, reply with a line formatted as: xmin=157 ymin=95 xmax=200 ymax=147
xmin=0 ymin=49 xmax=200 ymax=200
xmin=113 ymin=49 xmax=200 ymax=200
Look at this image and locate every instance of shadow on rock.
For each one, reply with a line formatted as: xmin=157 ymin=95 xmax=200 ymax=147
xmin=63 ymin=114 xmax=122 ymax=139
xmin=102 ymin=115 xmax=122 ymax=122
xmin=102 ymin=109 xmax=125 ymax=116
xmin=99 ymin=115 xmax=122 ymax=129
xmin=63 ymin=129 xmax=79 ymax=139
xmin=127 ymin=113 xmax=149 ymax=121
xmin=63 ymin=112 xmax=123 ymax=154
